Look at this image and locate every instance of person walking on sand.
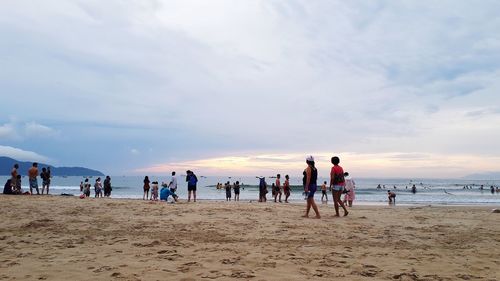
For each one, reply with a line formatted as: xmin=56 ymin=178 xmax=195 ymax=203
xmin=302 ymin=156 xmax=320 ymax=219
xmin=28 ymin=162 xmax=40 ymax=195
xmin=283 ymin=175 xmax=291 ymax=203
xmin=103 ymin=176 xmax=112 ymax=197
xmin=330 ymin=156 xmax=348 ymax=217
xmin=320 ymin=181 xmax=328 ymax=203
xmin=186 ymin=170 xmax=198 ymax=202
xmin=143 ymin=176 xmax=150 ymax=200
xmin=225 ymin=181 xmax=232 ymax=201
xmin=343 ymin=172 xmax=355 ymax=207
xmin=234 ymin=181 xmax=241 ymax=201
xmin=274 ymin=174 xmax=282 ymax=203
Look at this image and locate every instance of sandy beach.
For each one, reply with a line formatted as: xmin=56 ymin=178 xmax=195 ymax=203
xmin=0 ymin=195 xmax=498 ymax=281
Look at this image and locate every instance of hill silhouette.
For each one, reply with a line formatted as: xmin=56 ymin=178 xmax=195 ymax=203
xmin=0 ymin=156 xmax=104 ymax=176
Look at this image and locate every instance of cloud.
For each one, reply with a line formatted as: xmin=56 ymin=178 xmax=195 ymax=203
xmin=0 ymin=120 xmax=60 ymax=140
xmin=24 ymin=121 xmax=60 ymax=138
xmin=0 ymin=122 xmax=19 ymax=140
xmin=134 ymin=151 xmax=500 ymax=178
xmin=1 ymin=1 xmax=500 ymax=175
xmin=0 ymin=145 xmax=49 ymax=162
xmin=130 ymin=148 xmax=140 ymax=155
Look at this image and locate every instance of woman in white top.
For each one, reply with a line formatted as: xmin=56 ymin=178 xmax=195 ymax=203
xmin=342 ymin=172 xmax=355 ymax=207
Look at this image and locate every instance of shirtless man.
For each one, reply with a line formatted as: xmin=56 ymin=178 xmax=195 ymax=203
xmin=28 ymin=163 xmax=40 ymax=195
xmin=274 ymin=174 xmax=282 ymax=203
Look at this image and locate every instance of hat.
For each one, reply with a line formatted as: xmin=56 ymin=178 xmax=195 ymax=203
xmin=306 ymin=155 xmax=314 ymax=162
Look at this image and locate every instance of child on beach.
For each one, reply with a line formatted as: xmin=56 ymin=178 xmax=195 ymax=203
xmin=151 ymin=181 xmax=159 ymax=201
xmin=321 ymin=181 xmax=328 ymax=203
xmin=225 ymin=181 xmax=232 ymax=201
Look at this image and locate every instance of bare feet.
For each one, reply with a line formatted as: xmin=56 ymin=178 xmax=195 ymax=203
xmin=344 ymin=211 xmax=349 ymax=217
xmin=313 ymin=215 xmax=321 ymax=219
xmin=301 ymin=215 xmax=309 ymax=218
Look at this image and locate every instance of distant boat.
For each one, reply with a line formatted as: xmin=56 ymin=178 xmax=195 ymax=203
xmin=62 ymin=175 xmax=68 ymax=178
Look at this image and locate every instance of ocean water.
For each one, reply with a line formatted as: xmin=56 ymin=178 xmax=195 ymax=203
xmin=2 ymin=175 xmax=500 ymax=205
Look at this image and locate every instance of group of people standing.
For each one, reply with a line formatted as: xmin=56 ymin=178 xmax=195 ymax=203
xmin=3 ymin=163 xmax=52 ymax=195
xmin=258 ymin=174 xmax=291 ymax=203
xmin=79 ymin=176 xmax=112 ymax=198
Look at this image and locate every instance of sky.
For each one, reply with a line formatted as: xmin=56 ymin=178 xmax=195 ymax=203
xmin=1 ymin=0 xmax=500 ymax=178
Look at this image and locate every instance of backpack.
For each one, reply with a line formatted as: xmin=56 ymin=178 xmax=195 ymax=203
xmin=3 ymin=179 xmax=13 ymax=194
xmin=332 ymin=172 xmax=345 ymax=185
xmin=188 ymin=175 xmax=197 ymax=186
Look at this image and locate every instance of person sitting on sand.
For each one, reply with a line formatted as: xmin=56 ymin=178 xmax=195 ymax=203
xmin=234 ymin=181 xmax=240 ymax=201
xmin=3 ymin=179 xmax=13 ymax=194
xmin=225 ymin=181 xmax=232 ymax=201
xmin=388 ymin=190 xmax=396 ymax=204
xmin=160 ymin=186 xmax=178 ymax=203
xmin=343 ymin=172 xmax=356 ymax=207
xmin=303 ymin=156 xmax=320 ymax=219
xmin=283 ymin=175 xmax=291 ymax=203
xmin=143 ymin=176 xmax=150 ymax=200
xmin=330 ymin=156 xmax=348 ymax=217
xmin=321 ymin=181 xmax=328 ymax=203
xmin=275 ymin=174 xmax=282 ymax=203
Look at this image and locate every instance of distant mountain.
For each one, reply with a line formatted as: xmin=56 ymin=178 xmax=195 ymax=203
xmin=0 ymin=156 xmax=104 ymax=176
xmin=463 ymin=172 xmax=500 ymax=180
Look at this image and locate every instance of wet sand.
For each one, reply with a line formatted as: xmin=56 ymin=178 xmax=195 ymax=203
xmin=0 ymin=195 xmax=499 ymax=280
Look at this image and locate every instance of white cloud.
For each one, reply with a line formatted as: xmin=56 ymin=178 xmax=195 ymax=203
xmin=0 ymin=145 xmax=49 ymax=162
xmin=0 ymin=122 xmax=18 ymax=140
xmin=24 ymin=121 xmax=60 ymax=138
xmin=1 ymin=1 xmax=500 ymax=176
